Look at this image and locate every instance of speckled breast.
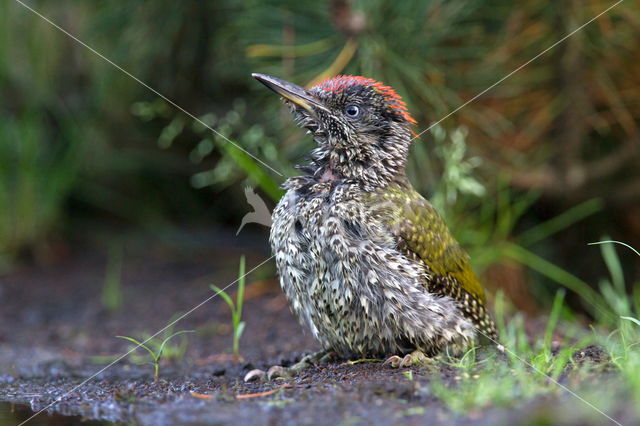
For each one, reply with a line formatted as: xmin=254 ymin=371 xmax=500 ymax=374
xmin=269 ymin=179 xmax=446 ymax=357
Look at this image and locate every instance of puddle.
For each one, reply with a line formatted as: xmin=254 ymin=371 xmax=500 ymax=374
xmin=0 ymin=401 xmax=111 ymax=425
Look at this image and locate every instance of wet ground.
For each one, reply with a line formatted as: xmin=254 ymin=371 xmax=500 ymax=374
xmin=0 ymin=228 xmax=636 ymax=425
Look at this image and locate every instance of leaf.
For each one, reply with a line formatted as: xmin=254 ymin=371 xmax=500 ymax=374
xmin=544 ymin=289 xmax=565 ymax=352
xmin=218 ymin=142 xmax=283 ymax=201
xmin=158 ymin=117 xmax=185 ymax=149
xmin=116 ymin=336 xmax=157 ymax=361
xmin=236 ymin=255 xmax=246 ymax=323
xmin=211 ymin=285 xmax=235 ymax=311
xmin=236 ymin=321 xmax=246 ymax=340
xmin=598 ymin=237 xmax=625 ymax=294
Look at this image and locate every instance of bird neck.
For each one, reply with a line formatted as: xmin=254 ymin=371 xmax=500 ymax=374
xmin=308 ymin=129 xmax=411 ymax=191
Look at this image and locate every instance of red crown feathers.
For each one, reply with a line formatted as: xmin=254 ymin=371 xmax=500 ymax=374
xmin=313 ymin=75 xmax=417 ymax=126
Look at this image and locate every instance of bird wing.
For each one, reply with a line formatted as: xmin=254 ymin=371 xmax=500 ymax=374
xmin=371 ymin=183 xmax=496 ymax=337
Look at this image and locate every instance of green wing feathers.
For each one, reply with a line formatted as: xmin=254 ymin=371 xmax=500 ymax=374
xmin=401 ymin=193 xmax=486 ymax=303
xmin=373 ymin=183 xmax=497 ymax=339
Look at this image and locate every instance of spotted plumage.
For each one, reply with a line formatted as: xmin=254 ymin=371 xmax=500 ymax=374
xmin=254 ymin=73 xmax=497 ymax=360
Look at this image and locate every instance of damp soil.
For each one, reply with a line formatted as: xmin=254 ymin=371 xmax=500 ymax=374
xmin=0 ymin=228 xmax=634 ymax=425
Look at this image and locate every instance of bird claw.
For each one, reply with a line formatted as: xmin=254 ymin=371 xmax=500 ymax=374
xmin=267 ymin=365 xmax=293 ymax=381
xmin=264 ymin=350 xmax=330 ymax=381
xmin=243 ymin=369 xmax=267 ymax=382
xmin=401 ymin=350 xmax=427 ymax=367
xmin=383 ymin=355 xmax=404 ymax=368
xmin=384 ymin=350 xmax=427 ymax=368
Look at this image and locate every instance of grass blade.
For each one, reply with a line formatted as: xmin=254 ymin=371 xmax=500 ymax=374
xmin=518 ymin=199 xmax=602 ymax=247
xmin=116 ymin=336 xmax=157 ymax=361
xmin=211 ymin=284 xmax=235 ymax=310
xmin=544 ymin=289 xmax=565 ymax=353
xmin=236 ymin=255 xmax=246 ymax=325
xmin=620 ymin=316 xmax=640 ymax=327
xmin=157 ymin=330 xmax=195 ymax=360
xmin=503 ymin=243 xmax=610 ymax=322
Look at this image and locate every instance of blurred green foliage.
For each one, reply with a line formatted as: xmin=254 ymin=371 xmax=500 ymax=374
xmin=102 ymin=242 xmax=124 ymax=313
xmin=3 ymin=2 xmax=640 ymax=418
xmin=0 ymin=112 xmax=80 ymax=266
xmin=1 ymin=0 xmax=639 ymax=307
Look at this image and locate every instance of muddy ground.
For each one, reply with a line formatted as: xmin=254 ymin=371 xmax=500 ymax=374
xmin=0 ymin=228 xmax=635 ymax=425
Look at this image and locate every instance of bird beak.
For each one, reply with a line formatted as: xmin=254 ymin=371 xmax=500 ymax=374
xmin=252 ymin=73 xmax=328 ymax=114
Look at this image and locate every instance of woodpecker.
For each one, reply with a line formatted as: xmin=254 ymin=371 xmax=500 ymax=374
xmin=253 ymin=73 xmax=497 ymax=374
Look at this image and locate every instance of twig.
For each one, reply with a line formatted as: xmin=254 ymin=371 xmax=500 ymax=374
xmin=190 ymin=391 xmax=215 ymax=400
xmin=235 ymin=384 xmax=291 ymax=399
xmin=343 ymin=358 xmax=382 ymax=365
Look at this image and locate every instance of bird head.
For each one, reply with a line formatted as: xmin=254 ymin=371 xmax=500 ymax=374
xmin=253 ymin=73 xmax=417 ymax=189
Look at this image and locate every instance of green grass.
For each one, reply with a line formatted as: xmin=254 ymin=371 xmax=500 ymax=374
xmin=101 ymin=243 xmax=124 ymax=313
xmin=0 ymin=112 xmax=81 ymax=267
xmin=117 ymin=329 xmax=194 ymax=383
xmin=211 ymin=255 xmax=247 ymax=362
xmin=427 ymin=240 xmax=640 ymax=422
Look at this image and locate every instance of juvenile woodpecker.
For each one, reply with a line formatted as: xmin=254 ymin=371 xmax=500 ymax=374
xmin=253 ymin=73 xmax=497 ymax=374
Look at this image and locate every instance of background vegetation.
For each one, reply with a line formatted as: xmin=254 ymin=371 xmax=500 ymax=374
xmin=2 ymin=1 xmax=640 ymax=423
xmin=1 ymin=0 xmax=639 ymax=316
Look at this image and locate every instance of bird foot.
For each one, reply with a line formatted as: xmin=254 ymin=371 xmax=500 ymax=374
xmin=243 ymin=369 xmax=267 ymax=382
xmin=266 ymin=350 xmax=331 ymax=381
xmin=383 ymin=350 xmax=428 ymax=368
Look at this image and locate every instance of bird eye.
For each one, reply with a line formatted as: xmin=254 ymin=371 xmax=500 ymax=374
xmin=344 ymin=105 xmax=360 ymax=118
